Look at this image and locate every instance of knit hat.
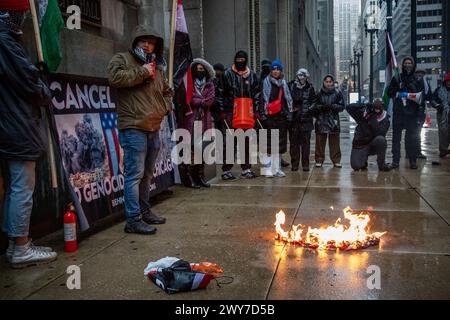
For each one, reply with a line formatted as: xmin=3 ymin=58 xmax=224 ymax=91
xmin=271 ymin=60 xmax=284 ymax=71
xmin=213 ymin=63 xmax=225 ymax=72
xmin=444 ymin=72 xmax=450 ymax=83
xmin=297 ymin=68 xmax=310 ymax=78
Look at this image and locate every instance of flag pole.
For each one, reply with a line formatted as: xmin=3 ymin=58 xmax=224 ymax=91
xmin=29 ymin=0 xmax=59 ymax=189
xmin=168 ymin=0 xmax=178 ymax=89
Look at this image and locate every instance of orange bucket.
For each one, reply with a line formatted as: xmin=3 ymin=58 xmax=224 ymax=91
xmin=232 ymin=98 xmax=254 ymax=129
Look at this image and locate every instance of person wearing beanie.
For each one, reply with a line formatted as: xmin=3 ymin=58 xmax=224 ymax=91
xmin=388 ymin=56 xmax=428 ymax=169
xmin=431 ymin=72 xmax=450 ymax=158
xmin=288 ymin=68 xmax=317 ymax=172
xmin=260 ymin=60 xmax=293 ymax=177
xmin=309 ymin=75 xmax=345 ymax=168
xmin=260 ymin=59 xmax=272 ymax=85
xmin=1 ymin=4 xmax=58 ymax=268
xmin=218 ymin=50 xmax=260 ymax=180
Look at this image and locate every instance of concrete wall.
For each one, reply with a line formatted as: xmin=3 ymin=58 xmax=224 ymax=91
xmin=202 ymin=0 xmax=250 ymax=67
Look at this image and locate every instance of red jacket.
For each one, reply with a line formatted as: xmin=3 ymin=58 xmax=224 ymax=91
xmin=0 ymin=0 xmax=30 ymax=11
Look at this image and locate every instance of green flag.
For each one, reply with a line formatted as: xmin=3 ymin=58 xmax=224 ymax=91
xmin=39 ymin=0 xmax=64 ymax=72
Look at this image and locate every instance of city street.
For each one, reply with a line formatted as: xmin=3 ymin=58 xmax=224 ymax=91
xmin=1 ymin=113 xmax=449 ymax=300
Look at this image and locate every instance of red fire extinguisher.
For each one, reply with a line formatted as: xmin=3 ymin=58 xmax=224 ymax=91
xmin=64 ymin=203 xmax=77 ymax=253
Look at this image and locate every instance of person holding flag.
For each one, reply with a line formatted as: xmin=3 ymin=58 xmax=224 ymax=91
xmin=0 ymin=0 xmax=58 ymax=268
xmin=107 ymin=25 xmax=172 ymax=235
xmin=388 ymin=56 xmax=427 ymax=170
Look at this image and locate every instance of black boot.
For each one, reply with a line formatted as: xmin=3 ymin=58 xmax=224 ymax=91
xmin=124 ymin=217 xmax=157 ymax=235
xmin=187 ymin=165 xmax=201 ymax=189
xmin=195 ymin=165 xmax=211 ymax=188
xmin=142 ymin=209 xmax=167 ymax=225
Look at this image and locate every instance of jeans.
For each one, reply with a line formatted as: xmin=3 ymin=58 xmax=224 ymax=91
xmin=119 ymin=129 xmax=160 ymax=223
xmin=2 ymin=161 xmax=36 ymax=238
xmin=351 ymin=136 xmax=387 ymax=170
xmin=392 ymin=114 xmax=420 ymax=164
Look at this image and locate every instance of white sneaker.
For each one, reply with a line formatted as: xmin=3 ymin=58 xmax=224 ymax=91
xmin=334 ymin=163 xmax=342 ymax=168
xmin=6 ymin=239 xmax=53 ymax=263
xmin=11 ymin=241 xmax=57 ymax=269
xmin=315 ymin=163 xmax=323 ymax=168
xmin=274 ymin=170 xmax=286 ymax=178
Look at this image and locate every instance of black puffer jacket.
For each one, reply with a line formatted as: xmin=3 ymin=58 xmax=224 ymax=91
xmin=219 ymin=68 xmax=260 ymax=114
xmin=309 ymin=88 xmax=345 ymax=134
xmin=347 ymin=103 xmax=390 ymax=148
xmin=288 ymin=80 xmax=316 ymax=131
xmin=0 ymin=22 xmax=51 ymax=161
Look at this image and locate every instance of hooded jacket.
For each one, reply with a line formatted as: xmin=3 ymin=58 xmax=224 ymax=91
xmin=347 ymin=103 xmax=390 ymax=148
xmin=178 ymin=58 xmax=216 ymax=135
xmin=388 ymin=56 xmax=426 ymax=117
xmin=309 ymin=77 xmax=345 ymax=134
xmin=0 ymin=21 xmax=52 ymax=161
xmin=107 ymin=25 xmax=172 ymax=132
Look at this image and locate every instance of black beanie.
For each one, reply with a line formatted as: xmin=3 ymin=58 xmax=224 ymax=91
xmin=213 ymin=63 xmax=225 ymax=72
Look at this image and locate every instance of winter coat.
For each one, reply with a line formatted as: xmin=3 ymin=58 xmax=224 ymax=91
xmin=388 ymin=57 xmax=428 ymax=117
xmin=288 ymin=80 xmax=316 ymax=131
xmin=431 ymin=85 xmax=450 ymax=129
xmin=309 ymin=88 xmax=345 ymax=134
xmin=218 ymin=68 xmax=260 ymax=114
xmin=347 ymin=103 xmax=390 ymax=148
xmin=211 ymin=75 xmax=223 ymax=123
xmin=179 ymin=58 xmax=215 ymax=135
xmin=0 ymin=21 xmax=52 ymax=161
xmin=107 ymin=25 xmax=173 ymax=132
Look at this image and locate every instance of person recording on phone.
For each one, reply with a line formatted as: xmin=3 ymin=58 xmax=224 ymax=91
xmin=108 ymin=25 xmax=173 ymax=235
xmin=347 ymin=99 xmax=392 ymax=172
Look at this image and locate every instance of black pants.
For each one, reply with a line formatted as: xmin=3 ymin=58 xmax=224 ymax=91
xmin=289 ymin=126 xmax=312 ymax=169
xmin=392 ymin=114 xmax=420 ymax=164
xmin=221 ymin=114 xmax=252 ymax=172
xmin=437 ymin=112 xmax=450 ymax=156
xmin=351 ymin=136 xmax=387 ymax=170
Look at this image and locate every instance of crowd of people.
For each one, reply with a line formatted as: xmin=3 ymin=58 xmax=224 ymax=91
xmin=1 ymin=11 xmax=450 ymax=269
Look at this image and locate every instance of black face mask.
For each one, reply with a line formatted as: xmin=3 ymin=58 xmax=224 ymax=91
xmin=235 ymin=60 xmax=247 ymax=71
xmin=193 ymin=70 xmax=207 ymax=79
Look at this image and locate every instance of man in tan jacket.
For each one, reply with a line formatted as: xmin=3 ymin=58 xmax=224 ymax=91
xmin=108 ymin=25 xmax=172 ymax=235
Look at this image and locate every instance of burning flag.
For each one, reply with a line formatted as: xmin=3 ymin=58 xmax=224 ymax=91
xmin=274 ymin=207 xmax=386 ymax=251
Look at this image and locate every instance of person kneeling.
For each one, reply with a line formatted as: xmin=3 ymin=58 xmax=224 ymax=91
xmin=347 ymin=100 xmax=392 ymax=172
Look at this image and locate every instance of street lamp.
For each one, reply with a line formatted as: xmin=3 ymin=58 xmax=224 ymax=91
xmin=365 ymin=14 xmax=379 ymax=103
xmin=378 ymin=0 xmax=398 ymax=36
xmin=351 ymin=58 xmax=358 ymax=92
xmin=354 ymin=47 xmax=363 ymax=102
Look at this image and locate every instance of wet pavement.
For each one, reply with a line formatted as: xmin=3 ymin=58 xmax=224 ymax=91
xmin=1 ymin=112 xmax=449 ymax=300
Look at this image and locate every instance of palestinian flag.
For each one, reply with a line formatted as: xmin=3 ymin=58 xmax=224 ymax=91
xmin=382 ymin=32 xmax=399 ymax=112
xmin=173 ymin=0 xmax=193 ymax=116
xmin=38 ymin=0 xmax=64 ymax=72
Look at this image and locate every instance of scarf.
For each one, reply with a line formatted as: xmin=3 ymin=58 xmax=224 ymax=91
xmin=194 ymin=77 xmax=207 ymax=95
xmin=294 ymin=79 xmax=307 ymax=90
xmin=263 ymin=76 xmax=293 ymax=114
xmin=231 ymin=65 xmax=251 ymax=79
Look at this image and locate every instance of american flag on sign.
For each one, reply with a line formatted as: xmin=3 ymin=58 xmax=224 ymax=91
xmin=100 ymin=113 xmax=121 ymax=177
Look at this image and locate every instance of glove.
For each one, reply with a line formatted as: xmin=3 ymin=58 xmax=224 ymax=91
xmin=321 ymin=104 xmax=332 ymax=112
xmin=220 ymin=111 xmax=227 ymax=121
xmin=254 ymin=112 xmax=261 ymax=120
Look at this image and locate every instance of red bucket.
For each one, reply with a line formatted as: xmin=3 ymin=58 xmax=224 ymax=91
xmin=232 ymin=98 xmax=254 ymax=129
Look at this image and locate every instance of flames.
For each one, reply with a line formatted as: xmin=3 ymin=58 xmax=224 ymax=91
xmin=274 ymin=207 xmax=386 ymax=251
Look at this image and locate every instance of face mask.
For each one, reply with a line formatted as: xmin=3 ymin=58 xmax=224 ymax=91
xmin=297 ymin=75 xmax=307 ymax=84
xmin=235 ymin=60 xmax=247 ymax=71
xmin=194 ymin=70 xmax=207 ymax=79
xmin=404 ymin=64 xmax=414 ymax=74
